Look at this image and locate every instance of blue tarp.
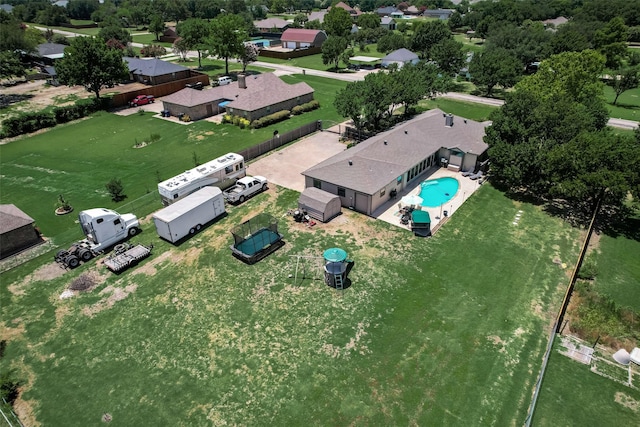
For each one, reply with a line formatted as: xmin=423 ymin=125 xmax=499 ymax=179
xmin=218 ymin=100 xmax=231 ymax=107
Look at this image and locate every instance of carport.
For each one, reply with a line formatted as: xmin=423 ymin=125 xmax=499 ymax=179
xmin=298 ymin=187 xmax=341 ymax=222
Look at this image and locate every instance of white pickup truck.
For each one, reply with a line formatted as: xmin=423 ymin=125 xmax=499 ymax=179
xmin=223 ymin=176 xmax=268 ymax=204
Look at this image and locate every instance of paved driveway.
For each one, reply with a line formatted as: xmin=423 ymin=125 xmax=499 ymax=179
xmin=247 ymin=128 xmax=347 ymax=192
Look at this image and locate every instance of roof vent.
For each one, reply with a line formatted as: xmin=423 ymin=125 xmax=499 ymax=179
xmin=384 ymin=140 xmax=388 ymax=145
xmin=445 ymin=114 xmax=454 ymax=127
xmin=404 ymin=130 xmax=408 ymax=134
xmin=348 ymin=160 xmax=353 ymax=166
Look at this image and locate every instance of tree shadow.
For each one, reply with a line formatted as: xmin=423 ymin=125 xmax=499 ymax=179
xmin=0 ymin=94 xmax=34 ymax=109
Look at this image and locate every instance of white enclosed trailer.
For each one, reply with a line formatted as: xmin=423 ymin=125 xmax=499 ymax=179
xmin=153 ymin=187 xmax=226 ymax=243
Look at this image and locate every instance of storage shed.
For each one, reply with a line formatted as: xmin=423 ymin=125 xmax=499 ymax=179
xmin=298 ymin=187 xmax=341 ymax=223
xmin=0 ymin=204 xmax=42 ymax=259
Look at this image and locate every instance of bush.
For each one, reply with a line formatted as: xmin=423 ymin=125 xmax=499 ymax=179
xmin=140 ymin=44 xmax=167 ymax=57
xmin=250 ymin=110 xmax=291 ymax=129
xmin=291 ymin=100 xmax=320 ymax=115
xmin=106 ymin=178 xmax=126 ymax=202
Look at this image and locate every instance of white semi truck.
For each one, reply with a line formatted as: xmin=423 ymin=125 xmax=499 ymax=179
xmin=153 ymin=186 xmax=226 ymax=243
xmin=55 ymin=208 xmax=140 ymax=268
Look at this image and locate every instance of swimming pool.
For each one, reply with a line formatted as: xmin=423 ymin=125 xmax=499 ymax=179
xmin=418 ymin=177 xmax=459 ymax=207
xmin=251 ymin=38 xmax=273 ymax=47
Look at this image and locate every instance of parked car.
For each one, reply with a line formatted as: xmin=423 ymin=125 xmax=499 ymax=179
xmin=129 ymin=95 xmax=155 ymax=107
xmin=213 ymin=76 xmax=232 ymax=86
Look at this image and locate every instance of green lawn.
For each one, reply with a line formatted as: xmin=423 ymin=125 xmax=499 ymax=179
xmin=604 ymin=85 xmax=640 ymax=121
xmin=180 ymin=57 xmax=274 ymax=78
xmin=1 ymin=183 xmax=584 ymax=425
xmin=533 ymin=345 xmax=640 ymax=425
xmin=131 ymin=33 xmax=172 ymax=48
xmin=0 ymin=75 xmax=348 ymax=244
xmin=419 ymin=98 xmax=498 ymax=121
xmin=454 ymin=33 xmax=486 ymax=54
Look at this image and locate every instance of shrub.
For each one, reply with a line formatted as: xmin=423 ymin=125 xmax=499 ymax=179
xmin=250 ymin=110 xmax=291 ymax=129
xmin=221 ymin=114 xmax=233 ymax=124
xmin=140 ymin=44 xmax=167 ymax=57
xmin=69 ymin=274 xmax=95 ymax=291
xmin=106 ymin=178 xmax=126 ymax=202
xmin=291 ymin=100 xmax=320 ymax=115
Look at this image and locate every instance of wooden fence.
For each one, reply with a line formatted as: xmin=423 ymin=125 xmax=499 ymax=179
xmin=109 ymin=72 xmax=210 ymax=108
xmin=258 ymin=46 xmax=322 ymax=60
xmin=238 ymin=121 xmax=322 ymax=161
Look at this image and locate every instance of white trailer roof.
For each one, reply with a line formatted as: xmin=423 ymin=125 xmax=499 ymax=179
xmin=153 ymin=187 xmax=222 ymax=222
xmin=158 ymin=153 xmax=242 ymax=194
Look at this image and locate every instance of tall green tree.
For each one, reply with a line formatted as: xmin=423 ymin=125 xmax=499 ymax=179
xmin=594 ymin=16 xmax=629 ymax=69
xmin=321 ymin=36 xmax=348 ymax=70
xmin=469 ymin=47 xmax=521 ymax=96
xmin=177 ymin=18 xmax=210 ymax=69
xmin=430 ymin=38 xmax=465 ymax=76
xmin=149 ymin=14 xmax=165 ymax=41
xmin=357 ymin=13 xmax=379 ymax=30
xmin=323 ymin=7 xmax=352 ymax=38
xmin=55 ymin=36 xmax=129 ymax=99
xmin=410 ymin=20 xmax=451 ymax=60
xmin=607 ymin=66 xmax=640 ymax=105
xmin=0 ymin=51 xmax=26 ymax=81
xmin=209 ymin=13 xmax=248 ymax=76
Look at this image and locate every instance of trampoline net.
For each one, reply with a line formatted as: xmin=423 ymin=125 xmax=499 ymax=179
xmin=230 ymin=213 xmax=279 ymax=247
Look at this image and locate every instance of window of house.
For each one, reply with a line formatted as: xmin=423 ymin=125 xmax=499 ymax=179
xmin=338 ymin=187 xmax=346 ymax=197
xmin=313 ymin=179 xmax=321 ymax=189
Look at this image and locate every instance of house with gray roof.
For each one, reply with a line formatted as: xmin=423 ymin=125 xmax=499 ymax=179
xmin=124 ymin=57 xmax=191 ymax=85
xmin=254 ymin=17 xmax=290 ymax=32
xmin=308 ymin=11 xmax=327 ymax=24
xmin=381 ymin=48 xmax=419 ymax=68
xmin=302 ymin=109 xmax=488 ymax=215
xmin=35 ymin=43 xmax=67 ymax=64
xmin=423 ymin=9 xmax=455 ymax=19
xmin=376 ymin=6 xmax=399 ymax=17
xmin=161 ymin=73 xmax=314 ymax=122
xmin=0 ymin=204 xmax=42 ymax=259
xmin=381 ymin=16 xmax=396 ymax=31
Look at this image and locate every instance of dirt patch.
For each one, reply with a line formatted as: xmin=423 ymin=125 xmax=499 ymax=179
xmin=82 ymin=284 xmax=138 ymax=317
xmin=614 ymin=392 xmax=639 ymax=412
xmin=8 ymin=263 xmax=66 ymax=296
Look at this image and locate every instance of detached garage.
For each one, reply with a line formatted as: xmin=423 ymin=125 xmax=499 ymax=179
xmin=0 ymin=204 xmax=42 ymax=259
xmin=298 ymin=188 xmax=341 ymax=223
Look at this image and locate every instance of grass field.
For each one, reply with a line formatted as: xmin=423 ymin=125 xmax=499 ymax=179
xmin=418 ymin=98 xmax=498 ymax=121
xmin=533 ymin=343 xmax=640 ymax=425
xmin=604 ymin=85 xmax=640 ymax=121
xmin=131 ymin=33 xmax=173 ymax=48
xmin=0 ymin=75 xmax=348 ymax=243
xmin=1 ymin=183 xmax=583 ymax=425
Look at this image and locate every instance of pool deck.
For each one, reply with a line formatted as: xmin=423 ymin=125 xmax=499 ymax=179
xmin=372 ymin=168 xmax=484 ymax=233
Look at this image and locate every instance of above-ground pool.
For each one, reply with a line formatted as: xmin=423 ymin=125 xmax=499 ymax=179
xmin=419 ymin=177 xmax=459 ymax=207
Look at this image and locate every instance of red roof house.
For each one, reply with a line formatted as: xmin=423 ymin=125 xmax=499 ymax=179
xmin=280 ymin=29 xmax=327 ymax=49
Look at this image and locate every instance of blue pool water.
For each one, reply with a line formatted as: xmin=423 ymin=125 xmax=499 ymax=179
xmin=251 ymin=38 xmax=272 ymax=47
xmin=419 ymin=177 xmax=459 ymax=207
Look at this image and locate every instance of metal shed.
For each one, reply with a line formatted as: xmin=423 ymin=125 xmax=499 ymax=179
xmin=298 ymin=187 xmax=341 ymax=223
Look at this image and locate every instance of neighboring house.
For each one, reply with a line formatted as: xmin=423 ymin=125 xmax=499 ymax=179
xmin=280 ymin=29 xmax=327 ymax=49
xmin=376 ymin=6 xmax=398 ymax=17
xmin=159 ymin=26 xmax=178 ymax=43
xmin=0 ymin=204 xmax=42 ymax=259
xmin=308 ymin=10 xmax=327 ymax=24
xmin=381 ymin=48 xmax=419 ymax=68
xmin=253 ymin=17 xmax=290 ymax=33
xmin=161 ymin=73 xmax=314 ymax=122
xmin=329 ymin=1 xmax=362 ymax=19
xmin=405 ymin=6 xmax=421 ymax=15
xmin=35 ymin=42 xmax=67 ymax=64
xmin=124 ymin=57 xmax=191 ymax=85
xmin=423 ymin=9 xmax=455 ymax=20
xmin=381 ymin=16 xmax=396 ymax=31
xmin=542 ymin=16 xmax=569 ymax=29
xmin=391 ymin=10 xmax=405 ymax=19
xmin=302 ymin=109 xmax=488 ymax=216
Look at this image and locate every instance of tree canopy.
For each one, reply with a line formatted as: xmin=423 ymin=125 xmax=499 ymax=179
xmin=208 ymin=13 xmax=248 ymax=76
xmin=177 ymin=18 xmax=210 ymax=69
xmin=55 ymin=36 xmax=129 ymax=99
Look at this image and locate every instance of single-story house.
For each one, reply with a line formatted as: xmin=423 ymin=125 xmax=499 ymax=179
xmin=405 ymin=6 xmax=421 ymax=15
xmin=301 ymin=109 xmax=489 ymax=216
xmin=423 ymin=9 xmax=454 ymax=20
xmin=376 ymin=6 xmax=399 ymax=17
xmin=124 ymin=57 xmax=191 ymax=85
xmin=542 ymin=16 xmax=569 ymax=30
xmin=329 ymin=2 xmax=362 ymax=19
xmin=381 ymin=48 xmax=419 ymax=68
xmin=0 ymin=204 xmax=42 ymax=259
xmin=280 ymin=29 xmax=327 ymax=49
xmin=308 ymin=11 xmax=327 ymax=24
xmin=391 ymin=10 xmax=405 ymax=19
xmin=253 ymin=17 xmax=290 ymax=33
xmin=298 ymin=187 xmax=342 ymax=223
xmin=162 ymin=73 xmax=314 ymax=122
xmin=159 ymin=26 xmax=178 ymax=43
xmin=381 ymin=16 xmax=396 ymax=31
xmin=35 ymin=43 xmax=67 ymax=64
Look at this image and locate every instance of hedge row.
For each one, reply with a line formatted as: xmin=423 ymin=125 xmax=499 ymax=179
xmin=291 ymin=100 xmax=320 ymax=115
xmin=250 ymin=110 xmax=291 ymax=129
xmin=1 ymin=98 xmax=110 ymax=138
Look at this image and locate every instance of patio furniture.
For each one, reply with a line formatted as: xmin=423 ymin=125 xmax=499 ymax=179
xmin=461 ymin=169 xmax=475 ymax=177
xmin=469 ymin=171 xmax=484 ymax=180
